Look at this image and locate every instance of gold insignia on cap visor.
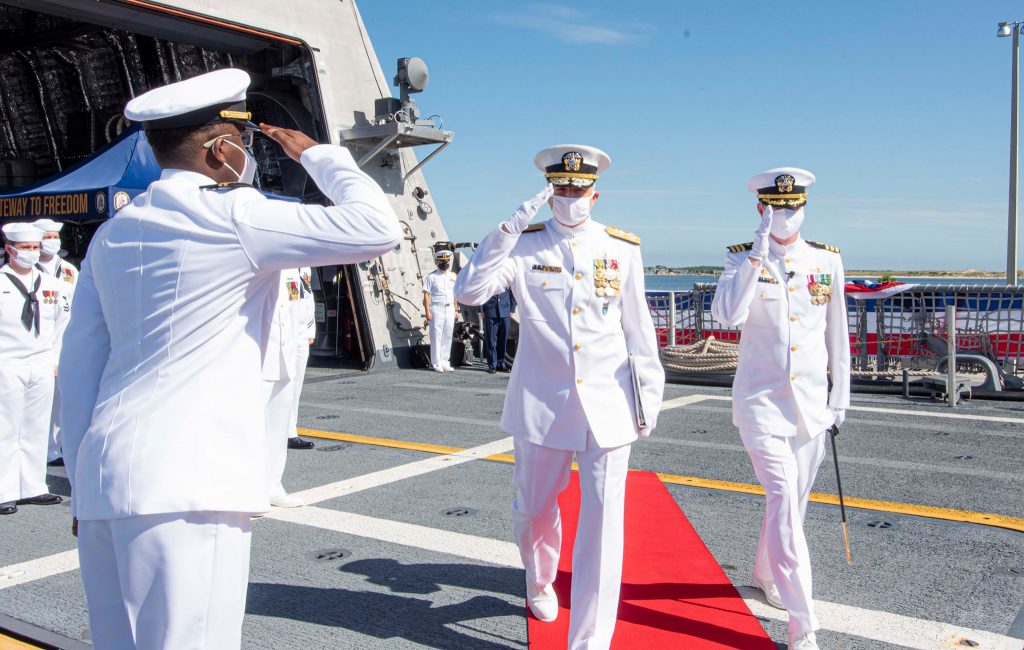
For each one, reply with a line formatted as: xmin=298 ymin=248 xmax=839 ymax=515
xmin=775 ymin=174 xmax=795 ymax=193
xmin=563 ymin=152 xmax=583 ymax=172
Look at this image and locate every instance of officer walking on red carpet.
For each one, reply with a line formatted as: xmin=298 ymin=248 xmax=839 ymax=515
xmin=711 ymin=167 xmax=850 ymax=650
xmin=454 ymin=144 xmax=665 ymax=650
xmin=58 ymin=68 xmax=402 ymax=649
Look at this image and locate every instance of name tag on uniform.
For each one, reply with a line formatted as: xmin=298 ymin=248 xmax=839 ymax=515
xmin=531 ymin=264 xmax=562 ymax=273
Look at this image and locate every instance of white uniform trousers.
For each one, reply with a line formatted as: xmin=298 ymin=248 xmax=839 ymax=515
xmin=288 ymin=344 xmax=310 ymax=434
xmin=512 ymin=432 xmax=631 ymax=650
xmin=0 ymin=362 xmax=54 ymax=503
xmin=740 ymin=428 xmax=827 ymax=642
xmin=262 ymin=378 xmax=294 ymax=498
xmin=78 ymin=511 xmax=252 ymax=650
xmin=429 ymin=305 xmax=455 ymax=370
xmin=47 ymin=386 xmax=62 ymax=462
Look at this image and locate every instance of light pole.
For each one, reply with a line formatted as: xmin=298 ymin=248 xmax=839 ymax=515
xmin=999 ymin=21 xmax=1022 ymax=285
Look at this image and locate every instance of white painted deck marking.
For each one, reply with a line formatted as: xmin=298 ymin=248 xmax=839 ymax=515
xmin=647 ymin=437 xmax=1023 ymax=481
xmin=290 ymin=437 xmax=514 ymax=505
xmin=268 ymin=506 xmax=523 ymax=568
xmin=659 ymin=394 xmax=716 ymax=410
xmin=665 ymin=393 xmax=1024 ymax=425
xmin=739 ymin=587 xmax=1022 ymax=650
xmin=0 ymin=551 xmax=78 ymax=591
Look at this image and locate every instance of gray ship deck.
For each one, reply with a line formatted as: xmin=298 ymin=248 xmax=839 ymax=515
xmin=1 ymin=365 xmax=1023 ymax=649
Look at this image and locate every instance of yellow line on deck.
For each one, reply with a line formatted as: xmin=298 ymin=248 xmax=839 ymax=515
xmin=0 ymin=632 xmax=44 ymax=649
xmin=296 ymin=428 xmax=1024 ymax=534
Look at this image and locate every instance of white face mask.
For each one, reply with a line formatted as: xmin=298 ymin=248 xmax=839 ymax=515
xmin=41 ymin=239 xmax=61 ymax=256
xmin=8 ymin=247 xmax=39 ymax=270
xmin=550 ymin=195 xmax=592 ymax=227
xmin=221 ymin=139 xmax=257 ymax=185
xmin=769 ymin=207 xmax=805 ymax=239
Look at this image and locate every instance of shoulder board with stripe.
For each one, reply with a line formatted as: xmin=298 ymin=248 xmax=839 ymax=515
xmin=805 ymin=240 xmax=841 ymax=253
xmin=727 ymin=242 xmax=753 ymax=253
xmin=522 ymin=223 xmax=545 ymax=233
xmin=605 ymin=226 xmax=640 ymax=245
xmin=199 ymin=182 xmax=251 ymax=191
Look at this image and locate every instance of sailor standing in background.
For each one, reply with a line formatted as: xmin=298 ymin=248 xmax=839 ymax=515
xmin=710 ymin=168 xmax=850 ymax=650
xmin=423 ymin=249 xmax=458 ymax=372
xmin=58 ymin=69 xmax=402 ymax=650
xmin=33 ymin=218 xmax=77 ymax=466
xmin=0 ymin=222 xmax=68 ymax=515
xmin=481 ymin=287 xmax=515 ymax=374
xmin=262 ymin=268 xmax=304 ymax=508
xmin=287 ymin=267 xmax=316 ymax=450
xmin=454 ymin=145 xmax=664 ymax=650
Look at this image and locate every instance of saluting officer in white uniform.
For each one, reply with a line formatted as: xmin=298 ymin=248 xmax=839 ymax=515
xmin=454 ymin=145 xmax=665 ymax=650
xmin=262 ymin=267 xmax=305 ymax=507
xmin=711 ymin=168 xmax=850 ymax=650
xmin=287 ymin=267 xmax=317 ymax=449
xmin=423 ymin=249 xmax=458 ymax=372
xmin=33 ymin=218 xmax=77 ymax=466
xmin=0 ymin=222 xmax=68 ymax=515
xmin=58 ymin=69 xmax=402 ymax=650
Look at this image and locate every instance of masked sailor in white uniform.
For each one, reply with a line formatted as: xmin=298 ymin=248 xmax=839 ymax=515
xmin=710 ymin=168 xmax=850 ymax=650
xmin=423 ymin=249 xmax=458 ymax=372
xmin=287 ymin=267 xmax=317 ymax=449
xmin=58 ymin=69 xmax=402 ymax=650
xmin=33 ymin=218 xmax=77 ymax=466
xmin=262 ymin=268 xmax=304 ymax=507
xmin=0 ymin=222 xmax=68 ymax=516
xmin=454 ymin=145 xmax=665 ymax=650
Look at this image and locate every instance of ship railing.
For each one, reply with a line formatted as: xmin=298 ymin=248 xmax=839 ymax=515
xmin=647 ymin=284 xmax=1024 ymax=382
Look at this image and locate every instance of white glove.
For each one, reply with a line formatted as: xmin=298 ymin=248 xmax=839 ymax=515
xmin=750 ymin=205 xmax=773 ymax=260
xmin=830 ymin=407 xmax=846 ymax=428
xmin=501 ymin=184 xmax=554 ymax=234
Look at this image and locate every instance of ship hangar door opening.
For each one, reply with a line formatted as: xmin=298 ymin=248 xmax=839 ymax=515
xmin=0 ymin=0 xmax=373 ymax=364
xmin=310 ymin=265 xmax=368 ymax=369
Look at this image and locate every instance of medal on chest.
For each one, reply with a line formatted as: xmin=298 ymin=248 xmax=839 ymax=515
xmin=807 ymin=273 xmax=833 ymax=305
xmin=41 ymin=289 xmax=57 ymax=305
xmin=287 ymin=281 xmax=299 ymax=301
xmin=593 ymin=256 xmax=621 ymax=297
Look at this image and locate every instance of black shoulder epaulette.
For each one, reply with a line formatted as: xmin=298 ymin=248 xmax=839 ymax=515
xmin=523 ymin=223 xmax=545 ymax=233
xmin=805 ymin=240 xmax=841 ymax=253
xmin=606 ymin=226 xmax=640 ymax=245
xmin=200 ymin=182 xmax=250 ymax=191
xmin=727 ymin=242 xmax=753 ymax=253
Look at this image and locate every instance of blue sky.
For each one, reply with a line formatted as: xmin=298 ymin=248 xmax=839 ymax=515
xmin=359 ymin=1 xmax=1023 ymax=270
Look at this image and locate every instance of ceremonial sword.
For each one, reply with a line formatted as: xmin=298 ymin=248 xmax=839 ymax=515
xmin=828 ymin=423 xmax=853 ymax=565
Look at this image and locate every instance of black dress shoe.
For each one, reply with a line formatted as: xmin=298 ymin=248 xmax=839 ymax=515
xmin=288 ymin=437 xmax=315 ymax=450
xmin=17 ymin=493 xmax=62 ymax=506
xmin=47 ymin=457 xmax=65 ymax=467
xmin=487 ymin=367 xmax=497 ymax=374
xmin=498 ymin=366 xmax=511 ymax=373
xmin=0 ymin=502 xmax=16 ymax=515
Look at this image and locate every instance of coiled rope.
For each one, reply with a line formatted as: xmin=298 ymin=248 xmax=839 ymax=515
xmin=660 ymin=336 xmax=739 ymax=373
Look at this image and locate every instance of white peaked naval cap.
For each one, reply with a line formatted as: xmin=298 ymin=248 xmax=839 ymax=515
xmin=534 ymin=144 xmax=611 ymax=188
xmin=3 ymin=222 xmax=44 ymax=243
xmin=747 ymin=167 xmax=816 ymax=209
xmin=124 ymin=68 xmax=255 ymax=130
xmin=33 ymin=218 xmax=63 ymax=233
xmin=434 ymin=250 xmax=453 ymax=261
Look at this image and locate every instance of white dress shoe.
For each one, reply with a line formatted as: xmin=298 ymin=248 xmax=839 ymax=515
xmin=753 ymin=576 xmax=785 ymax=609
xmin=270 ymin=493 xmax=304 ymax=508
xmin=527 ymin=583 xmax=558 ymax=622
xmin=443 ymin=363 xmax=455 ymax=372
xmin=790 ymin=632 xmax=819 ymax=650
xmin=433 ymin=367 xmax=445 ymax=373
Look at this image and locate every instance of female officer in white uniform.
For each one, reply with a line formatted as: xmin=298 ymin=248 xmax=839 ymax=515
xmin=711 ymin=167 xmax=850 ymax=650
xmin=422 ymin=249 xmax=458 ymax=372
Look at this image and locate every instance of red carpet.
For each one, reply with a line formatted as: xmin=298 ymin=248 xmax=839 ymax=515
xmin=527 ymin=471 xmax=775 ymax=649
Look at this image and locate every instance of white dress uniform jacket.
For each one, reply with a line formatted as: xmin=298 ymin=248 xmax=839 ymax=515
xmin=711 ymin=237 xmax=850 ymax=437
xmin=292 ymin=267 xmax=316 ymax=345
xmin=0 ymin=265 xmax=69 ymax=503
xmin=262 ymin=269 xmax=301 ymax=382
xmin=59 ymin=145 xmax=402 ymax=519
xmin=454 ymin=218 xmax=664 ymax=451
xmin=39 ymin=256 xmax=77 ymax=462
